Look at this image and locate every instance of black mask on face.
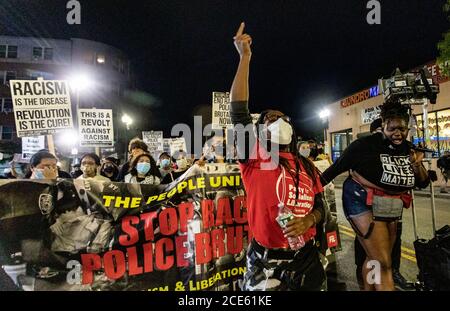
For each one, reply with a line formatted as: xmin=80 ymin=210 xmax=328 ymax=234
xmin=309 ymin=148 xmax=319 ymax=159
xmin=103 ymin=165 xmax=115 ymax=174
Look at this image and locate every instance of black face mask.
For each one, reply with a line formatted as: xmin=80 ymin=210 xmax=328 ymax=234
xmin=309 ymin=148 xmax=319 ymax=159
xmin=103 ymin=166 xmax=115 ymax=174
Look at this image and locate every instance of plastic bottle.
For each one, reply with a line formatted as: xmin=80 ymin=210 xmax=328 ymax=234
xmin=276 ymin=203 xmax=305 ymax=250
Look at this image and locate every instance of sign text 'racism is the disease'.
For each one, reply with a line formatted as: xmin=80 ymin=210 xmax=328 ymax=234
xmin=10 ymin=79 xmax=73 ymax=137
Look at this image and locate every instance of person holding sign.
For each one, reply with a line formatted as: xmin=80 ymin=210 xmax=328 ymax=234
xmin=230 ymin=23 xmax=326 ymax=291
xmin=124 ymin=153 xmax=161 ymax=185
xmin=321 ymin=104 xmax=429 ymax=291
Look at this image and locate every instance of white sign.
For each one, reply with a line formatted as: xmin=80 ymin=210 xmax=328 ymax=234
xmin=361 ymin=106 xmax=382 ymax=125
xmin=163 ymin=138 xmax=172 ymax=154
xmin=10 ymin=79 xmax=73 ymax=137
xmin=314 ymin=159 xmax=331 ymax=173
xmin=78 ymin=109 xmax=114 ymax=147
xmin=169 ymin=137 xmax=187 ymax=155
xmin=22 ymin=136 xmax=45 ymax=160
xmin=212 ymin=92 xmax=232 ymax=129
xmin=142 ymin=131 xmax=164 ymax=153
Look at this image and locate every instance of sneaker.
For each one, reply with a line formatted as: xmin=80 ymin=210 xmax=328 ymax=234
xmin=392 ymin=269 xmax=414 ymax=290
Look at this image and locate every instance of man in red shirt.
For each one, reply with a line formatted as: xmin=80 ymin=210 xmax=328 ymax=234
xmin=230 ymin=22 xmax=326 ymax=291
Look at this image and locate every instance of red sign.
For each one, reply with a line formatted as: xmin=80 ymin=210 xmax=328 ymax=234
xmin=327 ymin=231 xmax=338 ymax=248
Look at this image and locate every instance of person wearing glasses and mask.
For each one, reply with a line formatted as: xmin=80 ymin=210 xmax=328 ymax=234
xmin=77 ymin=153 xmax=110 ymax=181
xmin=229 ymin=23 xmax=326 ymax=291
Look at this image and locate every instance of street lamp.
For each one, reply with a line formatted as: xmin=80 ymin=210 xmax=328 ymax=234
xmin=318 ymin=108 xmax=330 ymax=156
xmin=319 ymin=109 xmax=330 ymax=120
xmin=121 ymin=114 xmax=133 ymax=130
xmin=69 ymin=73 xmax=92 ymax=111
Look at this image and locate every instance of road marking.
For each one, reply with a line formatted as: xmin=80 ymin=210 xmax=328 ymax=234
xmin=338 ymin=224 xmax=417 ymax=263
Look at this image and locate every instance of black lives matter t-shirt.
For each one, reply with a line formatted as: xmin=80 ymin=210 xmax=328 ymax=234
xmin=322 ymin=133 xmax=415 ymax=192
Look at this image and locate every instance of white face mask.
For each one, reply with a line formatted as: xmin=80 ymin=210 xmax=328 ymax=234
xmin=299 ymin=148 xmax=311 ymax=158
xmin=176 ymin=158 xmax=188 ymax=170
xmin=267 ymin=118 xmax=293 ymax=145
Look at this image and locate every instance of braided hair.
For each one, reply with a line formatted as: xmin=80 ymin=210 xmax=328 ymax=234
xmin=380 ymin=102 xmax=410 ymax=124
xmin=256 ymin=110 xmax=318 ymax=201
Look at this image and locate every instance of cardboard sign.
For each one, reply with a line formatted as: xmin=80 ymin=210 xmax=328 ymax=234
xmin=10 ymin=79 xmax=73 ymax=137
xmin=361 ymin=105 xmax=382 ymax=125
xmin=169 ymin=137 xmax=187 ymax=155
xmin=78 ymin=109 xmax=114 ymax=147
xmin=142 ymin=131 xmax=164 ymax=153
xmin=22 ymin=136 xmax=45 ymax=160
xmin=212 ymin=92 xmax=232 ymax=129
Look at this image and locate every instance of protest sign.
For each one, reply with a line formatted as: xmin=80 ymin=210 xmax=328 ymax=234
xmin=142 ymin=131 xmax=164 ymax=154
xmin=10 ymin=79 xmax=73 ymax=137
xmin=78 ymin=109 xmax=114 ymax=147
xmin=0 ymin=165 xmax=248 ymax=291
xmin=169 ymin=137 xmax=187 ymax=155
xmin=361 ymin=105 xmax=382 ymax=125
xmin=212 ymin=92 xmax=232 ymax=129
xmin=22 ymin=136 xmax=45 ymax=160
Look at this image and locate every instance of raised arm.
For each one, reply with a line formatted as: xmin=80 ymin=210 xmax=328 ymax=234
xmin=230 ymin=22 xmax=252 ymax=102
xmin=230 ymin=23 xmax=255 ymax=162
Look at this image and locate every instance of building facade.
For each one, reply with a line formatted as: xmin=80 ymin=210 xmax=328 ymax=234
xmin=325 ymin=60 xmax=450 ymax=185
xmin=0 ymin=36 xmax=135 ymax=169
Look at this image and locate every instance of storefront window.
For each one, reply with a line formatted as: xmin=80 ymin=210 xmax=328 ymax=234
xmin=331 ymin=129 xmax=353 ymax=162
xmin=437 ymin=109 xmax=450 ymax=154
xmin=413 ymin=109 xmax=450 ymax=157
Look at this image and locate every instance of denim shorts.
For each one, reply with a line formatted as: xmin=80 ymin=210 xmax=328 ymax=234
xmin=342 ymin=177 xmax=372 ymax=218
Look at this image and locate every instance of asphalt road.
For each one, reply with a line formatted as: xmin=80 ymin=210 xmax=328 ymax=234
xmin=331 ymin=188 xmax=449 ymax=291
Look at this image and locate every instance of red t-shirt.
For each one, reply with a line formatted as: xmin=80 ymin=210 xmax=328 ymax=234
xmin=240 ymin=142 xmax=323 ymax=249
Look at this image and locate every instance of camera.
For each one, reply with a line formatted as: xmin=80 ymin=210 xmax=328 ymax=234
xmin=378 ymin=68 xmax=440 ymax=105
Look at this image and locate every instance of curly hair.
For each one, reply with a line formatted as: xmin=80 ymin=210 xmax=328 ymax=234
xmin=380 ymin=103 xmax=410 ymax=124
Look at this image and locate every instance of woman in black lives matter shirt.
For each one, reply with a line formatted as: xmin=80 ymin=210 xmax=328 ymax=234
xmin=321 ymin=104 xmax=429 ymax=291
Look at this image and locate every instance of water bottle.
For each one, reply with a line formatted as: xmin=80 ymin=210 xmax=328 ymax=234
xmin=276 ymin=203 xmax=305 ymax=250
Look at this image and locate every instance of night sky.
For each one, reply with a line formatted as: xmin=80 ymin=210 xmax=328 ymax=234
xmin=0 ymin=0 xmax=448 ymax=139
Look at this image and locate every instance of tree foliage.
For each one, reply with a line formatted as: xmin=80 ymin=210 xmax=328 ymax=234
xmin=438 ymin=0 xmax=450 ymax=77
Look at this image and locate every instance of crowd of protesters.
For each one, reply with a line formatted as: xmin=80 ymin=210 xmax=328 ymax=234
xmin=1 ymin=22 xmax=445 ymax=293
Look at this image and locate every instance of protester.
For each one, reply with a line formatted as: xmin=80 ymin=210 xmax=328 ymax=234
xmin=230 ymin=23 xmax=326 ymax=291
xmin=117 ymin=138 xmax=149 ymax=182
xmin=352 ymin=117 xmax=413 ymax=290
xmin=161 ymin=150 xmax=190 ymax=184
xmin=77 ymin=153 xmax=110 ymax=181
xmin=321 ymin=104 xmax=429 ymax=291
xmin=124 ymin=153 xmax=161 ymax=185
xmin=298 ymin=141 xmax=313 ymax=160
xmin=100 ymin=157 xmax=120 ymax=181
xmin=437 ymin=150 xmax=450 ymax=193
xmin=158 ymin=152 xmax=174 ymax=179
xmin=70 ymin=164 xmax=83 ymax=179
xmin=29 ymin=150 xmax=58 ymax=180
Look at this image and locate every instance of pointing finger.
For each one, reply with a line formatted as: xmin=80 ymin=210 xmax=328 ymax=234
xmin=235 ymin=22 xmax=245 ymax=37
